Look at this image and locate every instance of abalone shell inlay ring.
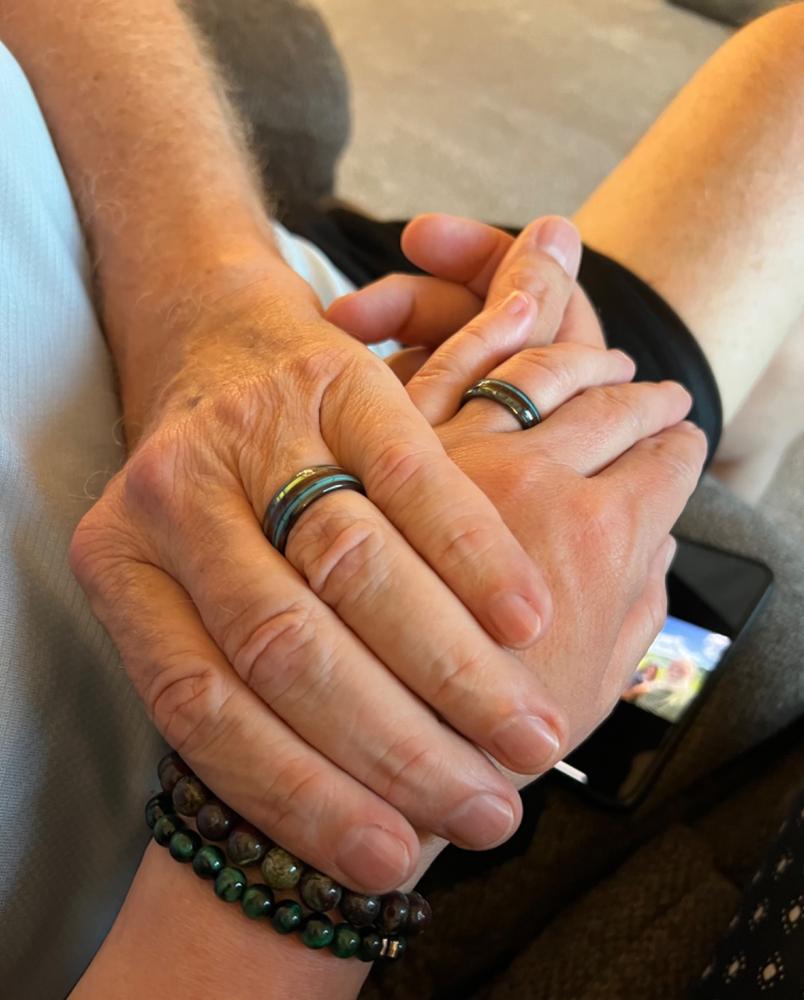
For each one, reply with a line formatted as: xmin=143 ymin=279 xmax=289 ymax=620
xmin=263 ymin=465 xmax=366 ymax=555
xmin=460 ymin=377 xmax=542 ymax=429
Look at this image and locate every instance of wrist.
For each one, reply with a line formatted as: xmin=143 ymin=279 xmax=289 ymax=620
xmin=72 ymin=841 xmax=371 ymax=1000
xmin=106 ymin=240 xmax=320 ymax=440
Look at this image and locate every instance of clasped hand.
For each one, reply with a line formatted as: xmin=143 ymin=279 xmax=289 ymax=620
xmin=69 ymin=214 xmax=706 ymax=894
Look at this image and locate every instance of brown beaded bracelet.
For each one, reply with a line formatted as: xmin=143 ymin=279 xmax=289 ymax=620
xmin=146 ymin=752 xmax=432 ymax=962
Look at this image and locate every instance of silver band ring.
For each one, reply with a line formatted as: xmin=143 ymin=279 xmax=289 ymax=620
xmin=460 ymin=378 xmax=542 ymax=429
xmin=263 ymin=465 xmax=365 ymax=554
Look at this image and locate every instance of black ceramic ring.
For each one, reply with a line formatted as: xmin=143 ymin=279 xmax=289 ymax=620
xmin=263 ymin=465 xmax=366 ymax=555
xmin=460 ymin=378 xmax=542 ymax=429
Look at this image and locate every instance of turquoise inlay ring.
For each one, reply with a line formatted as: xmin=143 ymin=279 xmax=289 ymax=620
xmin=460 ymin=378 xmax=542 ymax=429
xmin=263 ymin=465 xmax=366 ymax=554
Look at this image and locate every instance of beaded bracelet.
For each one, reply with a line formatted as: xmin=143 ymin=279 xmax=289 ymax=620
xmin=146 ymin=752 xmax=432 ymax=962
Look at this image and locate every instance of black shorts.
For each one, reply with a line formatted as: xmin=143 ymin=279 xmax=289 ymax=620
xmin=284 ymin=206 xmax=723 ymax=460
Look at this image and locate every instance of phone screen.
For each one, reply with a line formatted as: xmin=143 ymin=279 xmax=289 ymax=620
xmin=556 ymin=539 xmax=772 ymax=806
xmin=622 ymin=615 xmax=731 ymax=724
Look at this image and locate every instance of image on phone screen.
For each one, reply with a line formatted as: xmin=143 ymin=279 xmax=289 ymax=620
xmin=621 ymin=615 xmax=731 ymax=724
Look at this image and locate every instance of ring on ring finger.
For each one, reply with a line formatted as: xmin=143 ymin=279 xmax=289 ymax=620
xmin=263 ymin=464 xmax=365 ymax=554
xmin=453 ymin=345 xmax=635 ymax=434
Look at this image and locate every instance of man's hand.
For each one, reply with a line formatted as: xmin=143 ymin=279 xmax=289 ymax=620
xmin=6 ymin=0 xmax=587 ymax=893
xmin=68 ymin=261 xmax=580 ymax=892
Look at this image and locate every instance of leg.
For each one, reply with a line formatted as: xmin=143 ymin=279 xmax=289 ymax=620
xmin=574 ymin=3 xmax=804 ymax=498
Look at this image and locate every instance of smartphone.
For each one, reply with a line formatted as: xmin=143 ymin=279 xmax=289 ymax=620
xmin=554 ymin=537 xmax=773 ymax=809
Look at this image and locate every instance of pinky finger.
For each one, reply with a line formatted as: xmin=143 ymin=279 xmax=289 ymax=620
xmin=89 ymin=560 xmax=421 ymax=893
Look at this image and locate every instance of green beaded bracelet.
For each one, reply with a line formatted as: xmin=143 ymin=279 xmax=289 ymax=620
xmin=330 ymin=923 xmax=361 ymax=959
xmin=215 ymin=866 xmax=247 ymax=903
xmin=169 ymin=828 xmax=202 ymax=863
xmin=272 ymin=899 xmax=303 ymax=934
xmin=149 ymin=752 xmax=431 ymax=962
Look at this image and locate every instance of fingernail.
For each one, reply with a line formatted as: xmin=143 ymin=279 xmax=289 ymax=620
xmin=612 ymin=349 xmax=637 ymax=372
xmin=664 ymin=537 xmax=678 ymax=573
xmin=487 ymin=592 xmax=542 ymax=647
xmin=504 ymin=291 xmax=531 ymax=317
xmin=335 ymin=825 xmax=412 ymax=891
xmin=491 ymin=714 xmax=561 ymax=771
xmin=443 ymin=793 xmax=517 ymax=849
xmin=535 ymin=217 xmax=582 ymax=278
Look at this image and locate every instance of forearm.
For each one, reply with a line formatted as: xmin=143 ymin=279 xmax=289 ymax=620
xmin=0 ymin=0 xmax=291 ymax=429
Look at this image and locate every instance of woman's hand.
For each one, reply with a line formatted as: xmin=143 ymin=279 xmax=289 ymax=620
xmin=327 ymin=213 xmax=606 ymax=365
xmin=69 ymin=253 xmax=584 ymax=894
xmin=328 ymin=214 xmax=704 ymax=779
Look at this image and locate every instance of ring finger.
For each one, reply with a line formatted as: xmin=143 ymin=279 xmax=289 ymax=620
xmin=449 ymin=342 xmax=636 ymax=434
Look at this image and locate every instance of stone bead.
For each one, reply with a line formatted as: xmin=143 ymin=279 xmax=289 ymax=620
xmin=260 ymin=847 xmax=303 ymax=890
xmin=169 ymin=828 xmax=202 ymax=863
xmin=192 ymin=844 xmax=226 ymax=880
xmin=301 ymin=915 xmax=335 ymax=950
xmin=226 ymin=824 xmax=268 ymax=867
xmin=145 ymin=791 xmax=173 ymax=830
xmin=271 ymin=900 xmax=303 ymax=935
xmin=196 ymin=800 xmax=237 ymax=841
xmin=330 ymin=923 xmax=361 ymax=959
xmin=157 ymin=751 xmax=191 ymax=793
xmin=172 ymin=775 xmax=208 ymax=817
xmin=405 ymin=891 xmax=432 ymax=936
xmin=358 ymin=930 xmax=383 ymax=963
xmin=381 ymin=936 xmax=408 ymax=962
xmin=340 ymin=891 xmax=381 ymax=928
xmin=214 ymin=866 xmax=247 ymax=903
xmin=153 ymin=813 xmax=184 ymax=846
xmin=299 ymin=870 xmax=343 ymax=913
xmin=378 ymin=891 xmax=409 ymax=934
xmin=240 ymin=883 xmax=275 ymax=920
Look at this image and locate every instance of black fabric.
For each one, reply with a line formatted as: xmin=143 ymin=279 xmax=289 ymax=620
xmin=283 ymin=205 xmax=723 ymax=460
xmin=691 ymin=789 xmax=804 ymax=998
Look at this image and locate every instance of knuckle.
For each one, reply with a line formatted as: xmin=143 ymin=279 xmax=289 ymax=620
xmin=371 ymin=734 xmax=446 ymax=803
xmin=433 ymin=514 xmax=496 ymax=575
xmin=513 ymin=346 xmax=577 ymax=399
xmin=123 ymin=436 xmax=186 ymax=519
xmin=290 ymin=505 xmax=388 ymax=608
xmin=512 ymin=264 xmax=568 ymax=327
xmin=428 ymin=645 xmax=491 ymax=710
xmin=293 ymin=342 xmax=353 ymax=393
xmin=229 ymin=602 xmax=328 ymax=704
xmin=369 ymin=440 xmax=429 ymax=507
xmin=146 ymin=660 xmax=231 ymax=757
xmin=641 ymin=426 xmax=706 ymax=488
xmin=588 ymin=385 xmax=644 ymax=434
xmin=256 ymin=759 xmax=336 ymax=835
xmin=68 ymin=498 xmax=135 ymax=601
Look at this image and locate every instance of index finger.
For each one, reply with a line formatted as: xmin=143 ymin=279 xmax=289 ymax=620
xmin=325 ymin=352 xmax=555 ymax=647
